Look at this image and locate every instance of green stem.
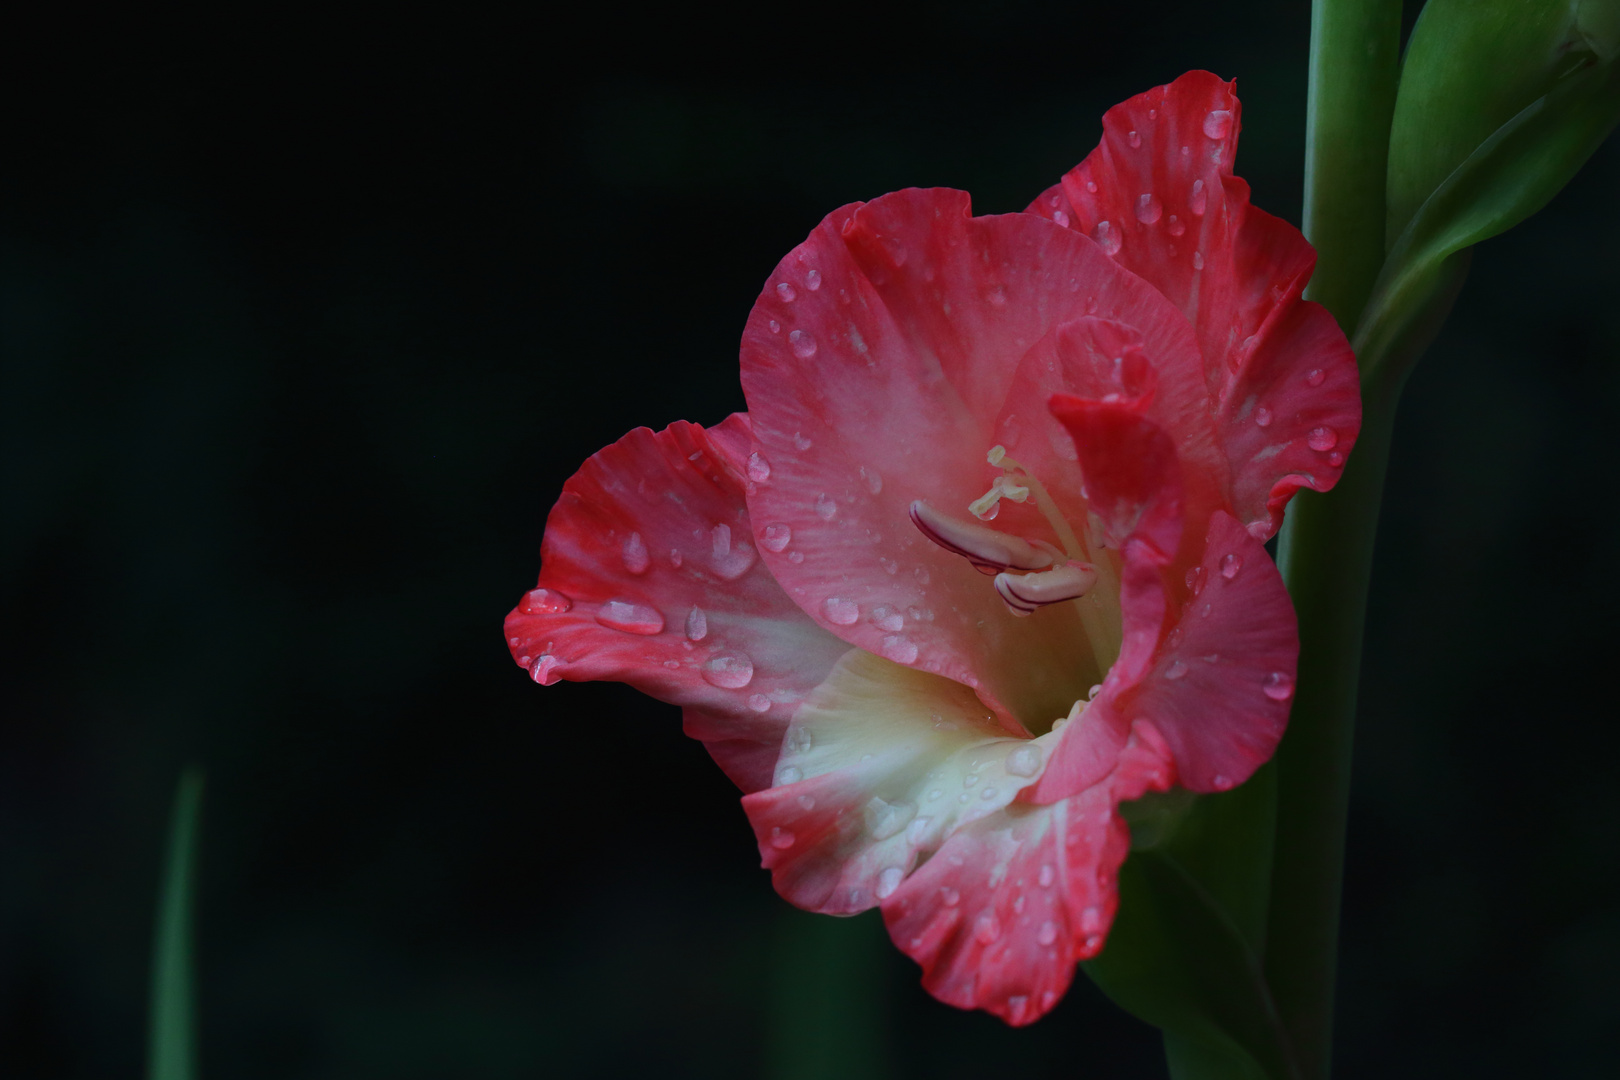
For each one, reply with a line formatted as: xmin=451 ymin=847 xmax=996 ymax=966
xmin=148 ymin=767 xmax=204 ymax=1080
xmin=1270 ymin=3 xmax=1403 ymax=1078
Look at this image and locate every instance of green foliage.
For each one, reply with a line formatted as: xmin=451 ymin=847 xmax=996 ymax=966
xmin=148 ymin=769 xmax=204 ymax=1080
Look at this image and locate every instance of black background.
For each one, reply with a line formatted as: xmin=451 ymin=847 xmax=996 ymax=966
xmin=3 ymin=3 xmax=1616 ymax=1077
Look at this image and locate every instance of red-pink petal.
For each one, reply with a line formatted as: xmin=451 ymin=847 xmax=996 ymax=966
xmin=739 ymin=188 xmax=1203 ymax=732
xmin=1028 ymin=70 xmax=1361 ymax=537
xmin=502 ymin=414 xmax=850 ymax=793
xmin=882 ymin=719 xmax=1176 ymax=1026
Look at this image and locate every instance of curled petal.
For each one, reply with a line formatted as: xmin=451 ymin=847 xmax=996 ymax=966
xmin=503 ymin=415 xmax=849 ymax=792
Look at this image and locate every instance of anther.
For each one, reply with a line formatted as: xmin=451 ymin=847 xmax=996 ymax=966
xmin=910 ymin=500 xmax=1059 ymax=573
xmin=993 ymin=562 xmax=1099 ymax=616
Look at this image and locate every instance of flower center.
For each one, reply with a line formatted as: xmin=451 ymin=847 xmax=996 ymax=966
xmin=911 ymin=445 xmax=1124 ymax=679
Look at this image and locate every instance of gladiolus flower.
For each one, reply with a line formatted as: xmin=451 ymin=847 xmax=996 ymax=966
xmin=504 ymin=71 xmax=1360 ymax=1026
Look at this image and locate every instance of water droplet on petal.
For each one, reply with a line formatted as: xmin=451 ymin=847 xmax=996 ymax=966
xmin=1306 ymin=367 xmax=1326 ymax=387
xmin=1221 ymin=553 xmax=1244 ymax=579
xmin=1307 ymin=426 xmax=1338 ymax=451
xmin=1255 ymin=406 xmax=1273 ymax=428
xmin=805 ymin=268 xmax=822 ymax=291
xmin=597 ymin=599 xmax=664 ymax=635
xmin=906 ymin=816 xmax=932 ymax=843
xmin=1135 ymin=193 xmax=1163 ymax=224
xmin=1038 ymin=864 xmax=1055 ymax=888
xmin=1052 ymin=209 xmax=1070 ymax=227
xmin=814 ymin=493 xmax=838 ymax=521
xmin=1212 ymin=773 xmax=1234 ymax=790
xmin=529 ymin=654 xmax=560 ymax=683
xmin=1080 ymin=906 xmax=1103 ymax=934
xmin=1167 ymin=214 xmax=1185 ymax=237
xmin=980 ymin=786 xmax=999 ymax=800
xmin=768 ymin=318 xmax=780 ymax=334
xmin=860 ymin=467 xmax=883 ymax=495
xmin=792 ymin=431 xmax=813 ymax=451
xmin=824 ymin=597 xmax=860 ymax=625
xmin=709 ymin=522 xmax=757 ymax=580
xmin=1193 ymin=250 xmax=1205 ymax=270
xmin=798 ymin=794 xmax=816 ymax=810
xmin=1263 ymin=671 xmax=1295 ymax=701
xmin=702 ymin=654 xmax=755 ymax=689
xmin=876 ymin=867 xmax=904 ymax=899
xmin=789 ymin=329 xmax=817 ymax=359
xmin=974 ymin=914 xmax=1001 ymax=944
xmin=1203 ymin=109 xmax=1233 ymax=139
xmin=868 ymin=798 xmax=917 ymax=840
xmin=776 ymin=766 xmax=803 ymax=785
xmin=788 ymin=551 xmax=805 ymax=564
xmin=1191 ymin=179 xmax=1207 ymax=215
xmin=1094 ymin=220 xmax=1122 ymax=256
xmin=1329 ymin=451 xmax=1344 ymax=466
xmin=1165 ymin=660 xmax=1188 ymax=680
xmin=622 ymin=532 xmax=650 ymax=575
xmin=1086 ymin=179 xmax=1098 ymax=193
xmin=1005 ymin=744 xmax=1044 ymax=777
xmin=1185 ymin=565 xmax=1206 ymax=596
xmin=1038 ymin=920 xmax=1058 ymax=946
xmin=685 ymin=606 xmax=708 ymax=641
xmin=522 ymin=587 xmax=572 ymax=614
xmin=941 ymin=886 xmax=960 ymax=906
xmin=784 ymin=726 xmax=812 ymax=754
xmin=771 ymin=827 xmax=796 ymax=849
xmin=747 ymin=693 xmax=771 ymax=713
xmin=1127 ymin=129 xmax=1141 ymax=148
xmin=881 ymin=635 xmax=919 ymax=665
xmin=776 ymin=281 xmax=797 ymax=302
xmin=747 ymin=452 xmax=772 ymax=482
xmin=761 ymin=523 xmax=792 ymax=552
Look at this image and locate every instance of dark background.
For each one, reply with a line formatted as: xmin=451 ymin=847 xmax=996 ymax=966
xmin=3 ymin=3 xmax=1616 ymax=1077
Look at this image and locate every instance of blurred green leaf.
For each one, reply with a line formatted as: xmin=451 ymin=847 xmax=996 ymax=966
xmin=1359 ymin=51 xmax=1620 ymax=382
xmin=1086 ymin=767 xmax=1297 ymax=1080
xmin=148 ymin=768 xmax=204 ymax=1080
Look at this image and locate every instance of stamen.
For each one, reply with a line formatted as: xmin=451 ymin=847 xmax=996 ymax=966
xmin=994 ymin=562 xmax=1098 ymax=617
xmin=910 ymin=500 xmax=1058 ymax=573
xmin=968 ymin=475 xmax=1031 ymax=520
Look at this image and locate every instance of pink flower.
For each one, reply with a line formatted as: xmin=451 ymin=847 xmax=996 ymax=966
xmin=504 ymin=72 xmax=1359 ymax=1026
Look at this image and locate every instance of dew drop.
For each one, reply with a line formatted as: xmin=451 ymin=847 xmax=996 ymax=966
xmin=1165 ymin=660 xmax=1188 ymax=680
xmin=805 ymin=268 xmax=822 ymax=291
xmin=770 ymin=827 xmax=796 ymax=849
xmin=522 ymin=587 xmax=572 ymax=614
xmin=685 ymin=606 xmax=708 ymax=641
xmin=824 ymin=597 xmax=860 ymax=625
xmin=1185 ymin=565 xmax=1206 ymax=596
xmin=789 ymin=329 xmax=817 ymax=359
xmin=882 ymin=635 xmax=919 ymax=665
xmin=814 ymin=493 xmax=838 ymax=520
xmin=1329 ymin=451 xmax=1344 ymax=466
xmin=980 ymin=786 xmax=999 ymax=800
xmin=1193 ymin=250 xmax=1205 ymax=270
xmin=1306 ymin=367 xmax=1326 ymax=387
xmin=1038 ymin=920 xmax=1058 ymax=946
xmin=596 ymin=599 xmax=664 ymax=635
xmin=1080 ymin=906 xmax=1104 ymax=934
xmin=788 ymin=551 xmax=805 ymax=564
xmin=974 ymin=914 xmax=1001 ymax=944
xmin=1191 ymin=179 xmax=1207 ymax=215
xmin=528 ymin=654 xmax=560 ymax=683
xmin=1263 ymin=671 xmax=1295 ymax=701
xmin=1038 ymin=864 xmax=1055 ymax=888
xmin=1086 ymin=179 xmax=1098 ymax=193
xmin=906 ymin=816 xmax=932 ymax=843
xmin=868 ymin=798 xmax=917 ymax=840
xmin=914 ymin=566 xmax=931 ymax=585
xmin=1127 ymin=129 xmax=1141 ymax=148
xmin=877 ymin=867 xmax=904 ymax=899
xmin=1005 ymin=744 xmax=1044 ymax=777
xmin=747 ymin=451 xmax=772 ymax=482
xmin=768 ymin=318 xmax=780 ymax=334
xmin=747 ymin=693 xmax=771 ymax=713
xmin=776 ymin=281 xmax=797 ymax=302
xmin=709 ymin=523 xmax=757 ymax=580
xmin=1221 ymin=553 xmax=1243 ymax=579
xmin=776 ymin=766 xmax=803 ymax=785
xmin=1212 ymin=773 xmax=1234 ymax=790
xmin=1167 ymin=214 xmax=1185 ymax=237
xmin=860 ymin=466 xmax=883 ymax=495
xmin=872 ymin=608 xmax=904 ymax=632
xmin=793 ymin=431 xmax=813 ymax=451
xmin=1203 ymin=109 xmax=1233 ymax=139
xmin=1135 ymin=193 xmax=1163 ymax=224
xmin=784 ymin=726 xmax=812 ymax=754
xmin=1307 ymin=426 xmax=1338 ymax=452
xmin=1094 ymin=220 xmax=1122 ymax=256
xmin=1052 ymin=209 xmax=1070 ymax=227
xmin=702 ymin=654 xmax=755 ymax=689
xmin=621 ymin=532 xmax=650 ymax=575
xmin=1255 ymin=406 xmax=1273 ymax=428
xmin=798 ymin=794 xmax=816 ymax=810
xmin=761 ymin=523 xmax=792 ymax=552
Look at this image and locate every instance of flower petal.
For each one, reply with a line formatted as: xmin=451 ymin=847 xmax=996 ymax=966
xmin=740 ymin=188 xmax=1200 ymax=731
xmin=503 ymin=414 xmax=850 ymax=793
xmin=882 ymin=719 xmax=1176 ymax=1026
xmin=1028 ymin=70 xmax=1361 ymax=537
xmin=740 ymin=651 xmax=1062 ymax=914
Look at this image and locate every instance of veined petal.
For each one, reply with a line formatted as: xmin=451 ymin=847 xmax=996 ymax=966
xmin=741 ymin=650 xmax=1064 ymax=914
xmin=883 ymin=719 xmax=1176 ymax=1026
xmin=503 ymin=415 xmax=849 ymax=792
xmin=1028 ymin=70 xmax=1361 ymax=537
xmin=740 ymin=188 xmax=1206 ymax=731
